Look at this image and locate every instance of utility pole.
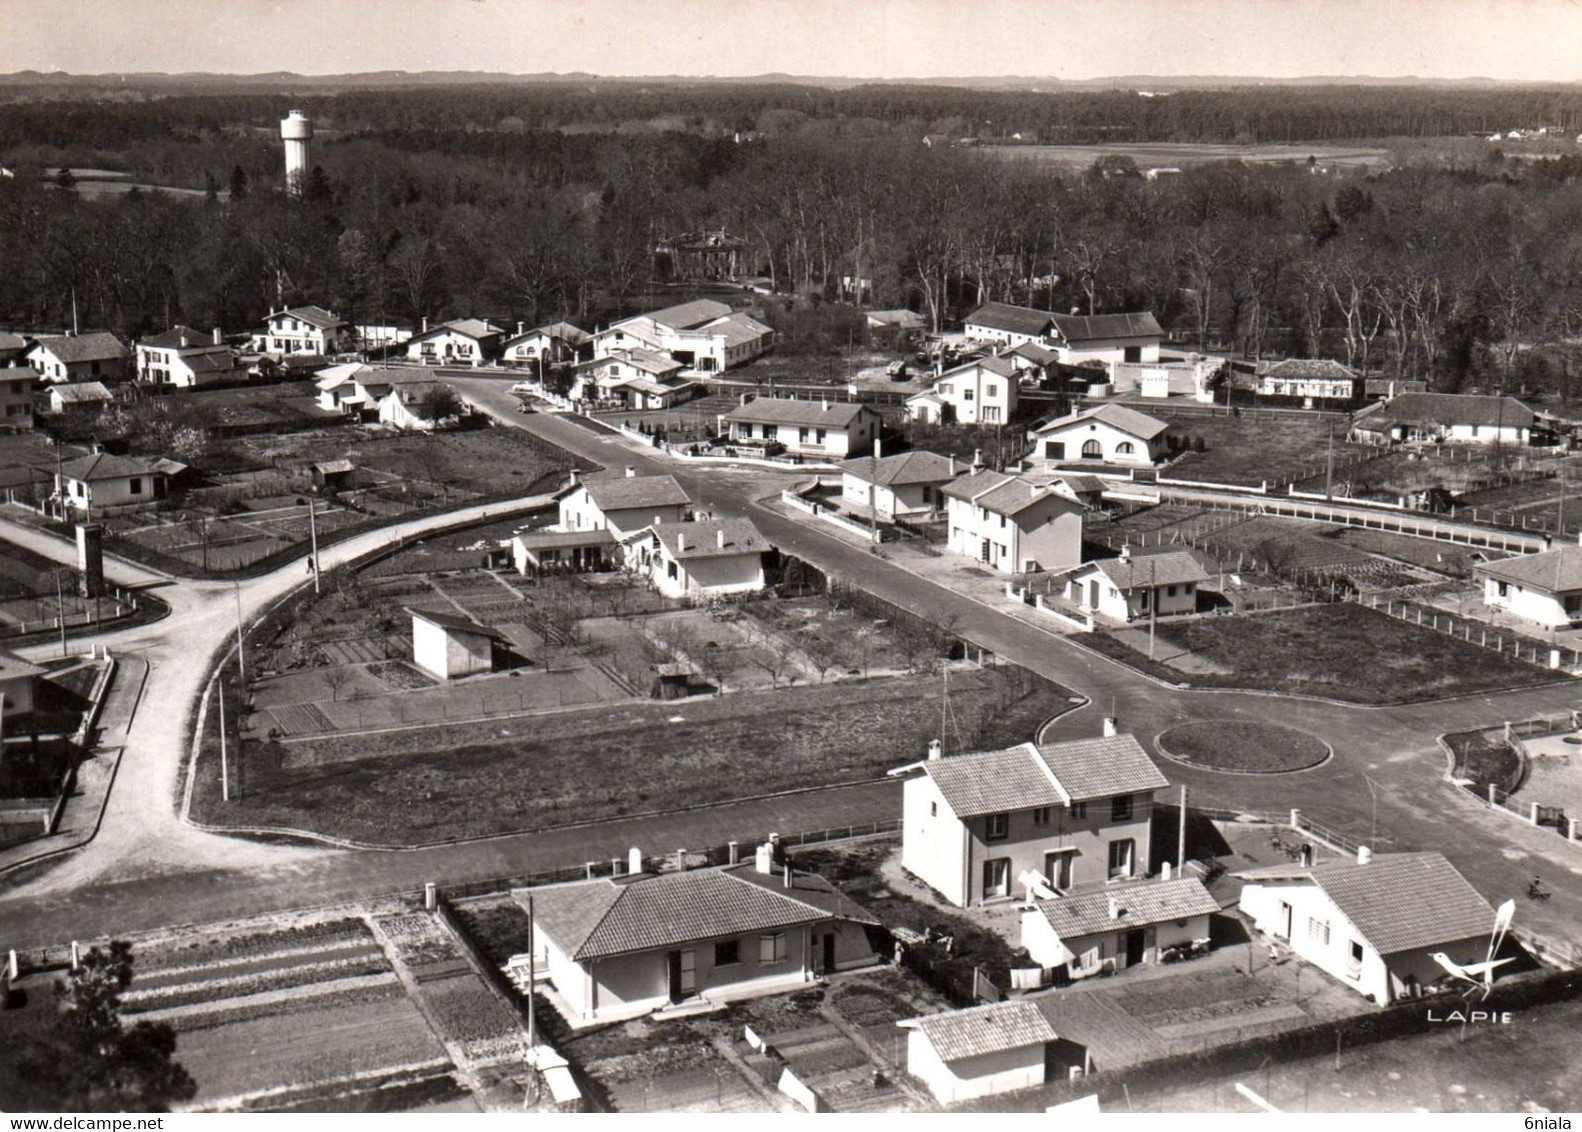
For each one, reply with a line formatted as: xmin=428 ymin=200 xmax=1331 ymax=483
xmin=308 ymin=495 xmax=321 ymax=594
xmin=1148 ymin=555 xmax=1158 ymax=660
xmin=1325 ymin=423 xmax=1335 ymax=499
xmin=54 ymin=568 xmax=68 ymax=658
xmin=218 ymin=674 xmax=230 ymax=802
xmin=869 ymin=435 xmax=879 ymax=545
xmin=526 ymin=892 xmax=537 ymax=1051
xmin=1177 ymin=784 xmax=1187 ymax=872
xmin=234 ymin=581 xmax=246 ymax=684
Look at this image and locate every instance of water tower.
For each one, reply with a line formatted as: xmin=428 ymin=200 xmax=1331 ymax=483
xmin=280 ymin=109 xmax=313 ymax=195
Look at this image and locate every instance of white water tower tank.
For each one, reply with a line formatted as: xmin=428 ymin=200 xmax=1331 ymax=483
xmin=280 ymin=110 xmax=313 ymax=194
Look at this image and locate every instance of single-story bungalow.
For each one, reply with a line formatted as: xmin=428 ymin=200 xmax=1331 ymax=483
xmin=838 ymin=448 xmax=963 ymax=521
xmin=1236 ymin=850 xmax=1502 ymax=1005
xmin=405 ymin=318 xmax=505 ymax=368
xmin=1476 ymin=544 xmax=1582 ymax=629
xmin=408 ymin=607 xmax=511 ymax=680
xmin=1060 ymin=548 xmax=1213 ymax=623
xmin=1021 ymin=876 xmax=1220 ymax=978
xmin=520 ymin=849 xmax=879 ymax=1025
xmin=720 ymin=397 xmax=881 ymax=459
xmin=1256 ymin=358 xmax=1359 ymax=402
xmin=622 ymin=517 xmax=768 ymax=599
xmin=511 ymin=528 xmax=617 ymax=574
xmin=1029 ymin=403 xmax=1171 ymax=468
xmin=899 ymin=1000 xmax=1059 ymax=1105
xmin=47 ymin=382 xmax=113 ymax=415
xmin=1350 ymin=393 xmax=1535 ymax=446
xmin=54 ymin=452 xmax=186 ymax=514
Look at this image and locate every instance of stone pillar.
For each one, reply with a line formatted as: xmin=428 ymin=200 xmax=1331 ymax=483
xmin=423 ymin=882 xmax=437 ymax=910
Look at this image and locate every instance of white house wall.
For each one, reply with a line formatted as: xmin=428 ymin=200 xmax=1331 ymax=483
xmin=906 ymin=1032 xmax=1046 ymax=1105
xmin=901 ymin=776 xmax=969 ymax=907
xmin=1034 ymin=419 xmax=1164 ymax=467
xmin=1482 ymin=577 xmax=1579 ymax=629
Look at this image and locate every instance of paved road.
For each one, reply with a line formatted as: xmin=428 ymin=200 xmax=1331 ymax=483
xmin=2 ymin=378 xmax=1580 ymax=950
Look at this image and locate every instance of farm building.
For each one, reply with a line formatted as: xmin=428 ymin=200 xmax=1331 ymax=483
xmin=963 ymin=303 xmax=1162 ymax=366
xmin=905 ymin=355 xmax=1018 ymax=425
xmin=1059 ymin=547 xmax=1212 ymax=623
xmin=720 ymin=398 xmax=881 ymax=459
xmin=25 ymin=332 xmax=131 ymax=384
xmin=54 ymin=452 xmax=185 ymax=515
xmin=941 ymin=469 xmax=1085 ymax=575
xmin=1476 ymin=544 xmax=1582 ymax=629
xmin=898 ymin=1000 xmax=1059 ymax=1104
xmin=405 ymin=318 xmax=506 ymax=368
xmin=1029 ymin=403 xmax=1170 ymax=468
xmin=1020 ymin=876 xmax=1219 ymax=979
xmin=622 ymin=517 xmax=768 ymax=599
xmin=1256 ymin=358 xmax=1359 ymax=402
xmin=518 ymin=847 xmax=879 ymax=1025
xmin=896 ymin=730 xmax=1168 ymax=908
xmin=0 ymin=648 xmax=45 ymax=720
xmin=1350 ymin=393 xmax=1535 ymax=446
xmin=1236 ymin=850 xmax=1502 ymax=1005
xmin=558 ymin=471 xmax=691 ymax=538
xmin=838 ymin=447 xmax=962 ymax=521
xmin=407 ymin=608 xmax=511 ymax=681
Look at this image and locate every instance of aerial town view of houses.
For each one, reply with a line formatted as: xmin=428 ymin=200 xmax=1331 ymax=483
xmin=4 ymin=1 xmax=1582 ymax=1120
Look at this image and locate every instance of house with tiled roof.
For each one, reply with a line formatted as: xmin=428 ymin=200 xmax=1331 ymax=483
xmin=558 ymin=471 xmax=691 ymax=538
xmin=1476 ymin=543 xmax=1582 ymax=629
xmin=1236 ymin=850 xmax=1503 ymax=1005
xmin=499 ymin=321 xmax=593 ymax=369
xmin=905 ymin=354 xmax=1018 ymax=425
xmin=964 ymin=302 xmax=1060 ymax=350
xmin=1029 ymin=403 xmax=1171 ymax=468
xmin=1059 ymin=546 xmax=1214 ymax=623
xmin=46 ymin=381 xmax=113 ymax=415
xmin=941 ymin=468 xmax=1086 ymax=575
xmin=595 ymin=299 xmax=772 ymax=374
xmin=135 ymin=325 xmax=239 ymax=388
xmin=1048 ymin=311 xmax=1163 ymax=365
xmin=404 ymin=318 xmax=506 ymax=368
xmin=896 ymin=729 xmax=1169 ymax=907
xmin=1350 ymin=392 xmax=1535 ymax=446
xmin=518 ymin=847 xmax=879 ymax=1024
xmin=621 ymin=516 xmax=769 ymax=599
xmin=1021 ymin=875 xmax=1220 ymax=978
xmin=1004 ymin=340 xmax=1061 ymax=381
xmin=251 ymin=306 xmax=353 ymax=356
xmin=569 ymin=348 xmax=697 ymax=410
xmin=899 ymin=1000 xmax=1060 ymax=1104
xmin=1256 ymin=357 xmax=1359 ymax=402
xmin=54 ymin=452 xmax=185 ymax=515
xmin=720 ymin=397 xmax=881 ymax=459
xmin=25 ymin=332 xmax=131 ymax=384
xmin=838 ymin=447 xmax=963 ymax=521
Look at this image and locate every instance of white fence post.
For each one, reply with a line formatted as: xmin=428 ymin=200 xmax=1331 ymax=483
xmin=1529 ymin=803 xmax=1541 ymax=826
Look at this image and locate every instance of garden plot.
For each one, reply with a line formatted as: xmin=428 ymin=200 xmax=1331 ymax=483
xmin=1163 ymin=415 xmax=1371 ymax=487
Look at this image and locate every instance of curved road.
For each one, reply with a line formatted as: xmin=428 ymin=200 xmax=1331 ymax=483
xmin=1 ymin=378 xmax=1579 ymax=950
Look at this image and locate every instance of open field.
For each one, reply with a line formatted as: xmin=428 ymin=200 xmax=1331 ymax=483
xmin=1161 ymin=414 xmax=1371 ymax=487
xmin=990 ymin=142 xmax=1392 ymax=170
xmin=193 ymin=665 xmax=1073 ymax=844
xmin=1095 ymin=603 xmax=1555 ymax=703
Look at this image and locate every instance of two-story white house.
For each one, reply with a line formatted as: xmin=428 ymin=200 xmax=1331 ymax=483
xmin=569 ymin=349 xmax=697 ymax=410
xmin=558 ymin=471 xmax=691 ymax=537
xmin=720 ymin=398 xmax=881 ymax=460
xmin=1029 ymin=403 xmax=1171 ymax=468
xmin=1060 ymin=547 xmax=1213 ymax=623
xmin=595 ymin=299 xmax=773 ymax=375
xmin=621 ymin=517 xmax=769 ymax=600
xmin=838 ymin=448 xmax=962 ymax=521
xmin=905 ymin=355 xmax=1019 ymax=425
xmin=251 ymin=306 xmax=353 ymax=356
xmin=405 ymin=318 xmax=505 ymax=368
xmin=1236 ymin=850 xmax=1502 ymax=1005
xmin=1476 ymin=544 xmax=1582 ymax=629
xmin=941 ymin=469 xmax=1085 ymax=574
xmin=897 ymin=730 xmax=1170 ymax=908
xmin=135 ymin=326 xmax=240 ymax=388
xmin=25 ymin=332 xmax=131 ymax=384
xmin=0 ymin=365 xmax=34 ymax=430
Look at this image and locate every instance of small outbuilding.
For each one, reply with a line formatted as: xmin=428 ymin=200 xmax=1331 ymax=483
xmin=898 ymin=1000 xmax=1059 ymax=1104
xmin=407 ymin=607 xmax=511 ymax=681
xmin=1021 ymin=876 xmax=1220 ymax=978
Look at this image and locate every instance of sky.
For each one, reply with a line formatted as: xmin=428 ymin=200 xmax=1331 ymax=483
xmin=3 ymin=0 xmax=1582 ymax=82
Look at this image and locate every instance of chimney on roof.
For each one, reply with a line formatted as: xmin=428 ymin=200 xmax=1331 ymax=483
xmin=1357 ymin=846 xmax=1373 ymax=866
xmin=517 ymin=321 xmax=524 ymax=336
xmin=212 ymin=327 xmax=223 ymax=346
xmin=1119 ymin=543 xmax=1132 ymax=562
xmin=1161 ymin=861 xmax=1172 ymax=880
xmin=179 ymin=332 xmax=189 ymax=348
xmin=677 ymin=533 xmax=687 ymax=552
xmin=628 ymin=846 xmax=643 ymax=875
xmin=716 ymin=528 xmax=726 ymax=550
xmin=755 ymin=842 xmax=774 ymax=875
xmin=821 ymin=396 xmax=829 ymax=411
xmin=873 ymin=435 xmax=882 ymax=460
xmin=1071 ymin=306 xmax=1081 ymax=316
xmin=625 ymin=466 xmax=636 ymax=477
xmin=1102 ymin=716 xmax=1118 ymax=738
xmin=783 ymin=863 xmax=792 ymax=889
xmin=971 ymin=448 xmax=982 ymax=471
xmin=421 ymin=316 xmax=428 ymax=333
xmin=1108 ymin=896 xmax=1121 ymax=920
xmin=927 ymin=738 xmax=942 ymax=760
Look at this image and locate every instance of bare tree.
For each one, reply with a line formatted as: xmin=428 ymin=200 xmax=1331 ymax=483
xmin=750 ymin=642 xmax=796 ymax=690
xmin=323 ymin=667 xmax=352 ymax=702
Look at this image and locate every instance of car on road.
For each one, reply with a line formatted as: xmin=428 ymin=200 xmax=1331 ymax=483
xmin=509 ymin=381 xmax=537 ymax=393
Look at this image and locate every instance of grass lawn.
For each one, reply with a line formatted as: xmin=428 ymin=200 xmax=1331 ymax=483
xmin=1162 ymin=414 xmax=1371 ymax=487
xmin=1441 ymin=727 xmax=1524 ymax=792
xmin=191 ymin=666 xmax=1076 ymax=845
xmin=1094 ymin=604 xmax=1556 ymax=704
xmin=1156 ymin=721 xmax=1329 ymax=773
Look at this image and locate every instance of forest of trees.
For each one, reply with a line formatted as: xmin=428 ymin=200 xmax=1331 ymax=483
xmin=1 ymin=83 xmax=1581 ymax=403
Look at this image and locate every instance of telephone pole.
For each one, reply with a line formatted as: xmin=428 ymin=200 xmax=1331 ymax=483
xmin=218 ymin=675 xmax=230 ymax=802
xmin=234 ymin=582 xmax=247 ymax=684
xmin=308 ymin=495 xmax=321 ymax=593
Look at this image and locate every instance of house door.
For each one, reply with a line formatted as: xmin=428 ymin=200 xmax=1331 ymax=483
xmin=822 ymin=932 xmax=836 ymax=974
xmin=980 ymin=538 xmax=992 ymax=564
xmin=1278 ymin=902 xmax=1293 ymax=940
xmin=1088 ymin=580 xmax=1100 ymax=608
xmin=1123 ymin=929 xmax=1146 ymax=968
xmin=667 ymin=948 xmax=696 ymax=1002
xmin=1044 ymin=850 xmax=1074 ymax=890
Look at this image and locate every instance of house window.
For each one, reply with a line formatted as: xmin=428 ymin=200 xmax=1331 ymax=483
xmin=128 ymin=477 xmax=143 ymax=495
xmin=1045 ymin=441 xmax=1065 ymax=460
xmin=816 ymin=428 xmax=826 ymax=444
xmin=759 ymin=932 xmax=787 ymax=964
xmin=1347 ymin=940 xmax=1364 ymax=978
xmin=1032 ymin=806 xmax=1051 ymax=827
xmin=1081 ymin=440 xmax=1102 ymax=459
xmin=985 ymin=385 xmax=996 ymax=398
xmin=1117 ymin=441 xmax=1135 ymax=456
xmin=1111 ymin=795 xmax=1133 ymax=821
xmin=1496 ymin=581 xmax=1508 ymax=598
xmin=963 ymin=388 xmax=974 ymax=401
xmin=1108 ymin=838 xmax=1135 ymax=879
xmin=1166 ymin=584 xmax=1177 ymax=597
xmin=985 ymin=812 xmax=1010 ymax=841
xmin=982 ymin=857 xmax=1012 ymax=898
xmin=1070 ymin=801 xmax=1087 ymax=819
xmin=715 ymin=939 xmax=740 ymax=967
xmin=930 ymin=801 xmax=937 ymax=817
xmin=1307 ymin=918 xmax=1330 ymax=946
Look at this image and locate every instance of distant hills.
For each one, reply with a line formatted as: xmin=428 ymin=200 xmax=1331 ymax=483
xmin=0 ymin=69 xmax=1560 ymax=92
